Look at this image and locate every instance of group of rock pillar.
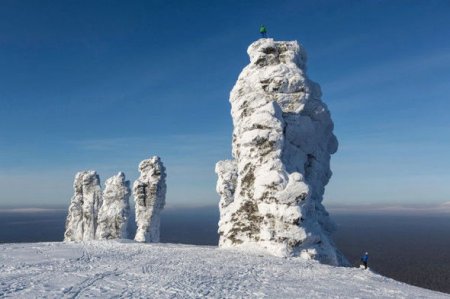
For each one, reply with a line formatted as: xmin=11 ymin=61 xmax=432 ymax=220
xmin=64 ymin=156 xmax=166 ymax=243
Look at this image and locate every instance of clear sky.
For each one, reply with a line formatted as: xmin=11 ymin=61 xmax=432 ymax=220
xmin=1 ymin=0 xmax=450 ymax=208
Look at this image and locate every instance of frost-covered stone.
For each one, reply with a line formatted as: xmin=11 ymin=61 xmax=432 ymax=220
xmin=216 ymin=38 xmax=347 ymax=265
xmin=134 ymin=156 xmax=167 ymax=243
xmin=64 ymin=171 xmax=103 ymax=242
xmin=63 ymin=173 xmax=85 ymax=242
xmin=96 ymin=172 xmax=131 ymax=240
xmin=81 ymin=171 xmax=103 ymax=241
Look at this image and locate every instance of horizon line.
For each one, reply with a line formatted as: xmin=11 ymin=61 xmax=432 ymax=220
xmin=1 ymin=202 xmax=449 ymax=215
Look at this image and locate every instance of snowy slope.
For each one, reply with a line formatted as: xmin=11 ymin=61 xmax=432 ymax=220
xmin=0 ymin=242 xmax=447 ymax=298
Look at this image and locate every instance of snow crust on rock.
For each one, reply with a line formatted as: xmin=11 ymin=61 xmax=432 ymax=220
xmin=216 ymin=38 xmax=345 ymax=265
xmin=64 ymin=171 xmax=103 ymax=242
xmin=96 ymin=172 xmax=131 ymax=240
xmin=134 ymin=156 xmax=167 ymax=243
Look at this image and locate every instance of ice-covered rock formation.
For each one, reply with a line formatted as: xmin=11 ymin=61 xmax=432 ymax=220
xmin=96 ymin=172 xmax=131 ymax=240
xmin=216 ymin=38 xmax=347 ymax=265
xmin=80 ymin=171 xmax=103 ymax=240
xmin=64 ymin=171 xmax=103 ymax=242
xmin=63 ymin=173 xmax=85 ymax=242
xmin=134 ymin=156 xmax=167 ymax=243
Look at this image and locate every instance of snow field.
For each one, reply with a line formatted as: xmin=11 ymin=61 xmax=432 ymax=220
xmin=0 ymin=241 xmax=447 ymax=298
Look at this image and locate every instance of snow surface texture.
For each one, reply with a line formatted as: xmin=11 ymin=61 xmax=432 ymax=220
xmin=134 ymin=156 xmax=167 ymax=243
xmin=64 ymin=171 xmax=103 ymax=242
xmin=0 ymin=241 xmax=447 ymax=299
xmin=96 ymin=172 xmax=131 ymax=240
xmin=216 ymin=38 xmax=345 ymax=265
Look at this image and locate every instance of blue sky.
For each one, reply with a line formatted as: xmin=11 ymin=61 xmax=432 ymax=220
xmin=1 ymin=0 xmax=449 ymax=208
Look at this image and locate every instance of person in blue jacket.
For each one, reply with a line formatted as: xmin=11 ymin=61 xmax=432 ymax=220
xmin=361 ymin=252 xmax=369 ymax=269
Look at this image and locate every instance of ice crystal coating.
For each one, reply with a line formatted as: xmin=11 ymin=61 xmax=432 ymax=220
xmin=63 ymin=173 xmax=85 ymax=242
xmin=96 ymin=172 xmax=131 ymax=240
xmin=216 ymin=38 xmax=347 ymax=265
xmin=64 ymin=171 xmax=102 ymax=241
xmin=134 ymin=156 xmax=167 ymax=243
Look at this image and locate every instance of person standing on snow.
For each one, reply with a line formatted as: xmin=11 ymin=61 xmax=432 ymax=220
xmin=259 ymin=25 xmax=267 ymax=38
xmin=361 ymin=252 xmax=369 ymax=269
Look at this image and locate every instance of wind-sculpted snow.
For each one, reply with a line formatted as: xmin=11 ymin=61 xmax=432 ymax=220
xmin=0 ymin=242 xmax=446 ymax=298
xmin=64 ymin=171 xmax=102 ymax=242
xmin=216 ymin=38 xmax=346 ymax=265
xmin=134 ymin=156 xmax=167 ymax=243
xmin=96 ymin=172 xmax=131 ymax=240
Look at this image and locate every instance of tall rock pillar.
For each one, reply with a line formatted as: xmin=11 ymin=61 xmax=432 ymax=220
xmin=64 ymin=170 xmax=102 ymax=241
xmin=216 ymin=39 xmax=347 ymax=265
xmin=134 ymin=156 xmax=167 ymax=243
xmin=96 ymin=172 xmax=131 ymax=240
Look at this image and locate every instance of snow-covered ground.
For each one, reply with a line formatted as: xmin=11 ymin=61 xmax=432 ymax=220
xmin=0 ymin=241 xmax=447 ymax=298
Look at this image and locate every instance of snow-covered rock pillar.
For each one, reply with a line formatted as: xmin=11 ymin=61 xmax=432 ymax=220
xmin=134 ymin=156 xmax=167 ymax=243
xmin=96 ymin=172 xmax=131 ymax=240
xmin=81 ymin=171 xmax=103 ymax=241
xmin=216 ymin=38 xmax=347 ymax=265
xmin=64 ymin=170 xmax=103 ymax=242
xmin=64 ymin=172 xmax=85 ymax=242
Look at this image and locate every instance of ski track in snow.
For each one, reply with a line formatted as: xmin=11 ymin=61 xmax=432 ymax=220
xmin=0 ymin=241 xmax=448 ymax=298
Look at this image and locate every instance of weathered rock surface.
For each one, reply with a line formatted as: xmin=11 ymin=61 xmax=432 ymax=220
xmin=134 ymin=156 xmax=167 ymax=243
xmin=96 ymin=172 xmax=131 ymax=240
xmin=63 ymin=172 xmax=85 ymax=242
xmin=64 ymin=171 xmax=103 ymax=241
xmin=216 ymin=38 xmax=347 ymax=265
